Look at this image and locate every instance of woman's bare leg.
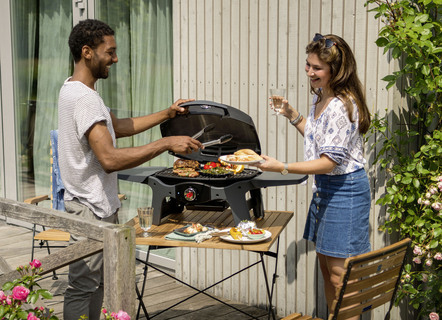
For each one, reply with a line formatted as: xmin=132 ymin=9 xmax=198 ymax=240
xmin=317 ymin=252 xmax=359 ymax=320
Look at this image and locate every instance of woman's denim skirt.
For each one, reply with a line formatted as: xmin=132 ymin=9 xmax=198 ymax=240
xmin=303 ymin=168 xmax=371 ymax=258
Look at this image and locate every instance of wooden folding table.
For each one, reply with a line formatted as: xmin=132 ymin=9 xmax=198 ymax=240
xmin=126 ymin=208 xmax=293 ymax=320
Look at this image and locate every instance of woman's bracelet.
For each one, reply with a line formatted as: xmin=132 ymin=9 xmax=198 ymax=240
xmin=290 ymin=112 xmax=303 ymax=126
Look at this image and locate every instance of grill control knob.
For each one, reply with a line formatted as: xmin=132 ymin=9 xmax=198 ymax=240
xmin=184 ymin=187 xmax=197 ymax=201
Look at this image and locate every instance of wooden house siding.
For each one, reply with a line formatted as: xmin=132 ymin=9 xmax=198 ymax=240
xmin=172 ymin=0 xmax=407 ymax=318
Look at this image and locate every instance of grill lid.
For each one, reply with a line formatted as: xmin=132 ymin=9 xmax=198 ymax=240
xmin=160 ymin=100 xmax=261 ymax=163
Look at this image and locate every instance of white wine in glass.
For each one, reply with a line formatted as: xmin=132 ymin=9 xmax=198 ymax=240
xmin=137 ymin=207 xmax=153 ymax=237
xmin=269 ymin=88 xmax=286 ymax=115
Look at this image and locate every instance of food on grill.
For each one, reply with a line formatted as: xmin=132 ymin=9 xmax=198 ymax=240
xmin=173 ymin=167 xmax=200 ymax=177
xmin=224 ymin=149 xmax=263 ymax=162
xmin=173 ymin=159 xmax=200 ymax=169
xmin=203 ymin=161 xmax=221 ymax=170
xmin=183 ymin=223 xmax=208 ymax=234
xmin=229 ymin=227 xmax=243 ymax=240
xmin=172 ymin=159 xmax=200 ymax=177
xmin=200 ymin=166 xmax=232 ymax=176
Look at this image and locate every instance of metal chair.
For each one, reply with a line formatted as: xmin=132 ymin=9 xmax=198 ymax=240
xmin=281 ymin=238 xmax=411 ymax=320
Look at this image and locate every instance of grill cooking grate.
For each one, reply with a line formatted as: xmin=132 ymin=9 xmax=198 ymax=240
xmin=154 ymin=167 xmax=260 ymax=186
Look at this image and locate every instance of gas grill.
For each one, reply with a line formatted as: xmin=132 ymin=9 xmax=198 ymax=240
xmin=118 ymin=100 xmax=307 ymax=225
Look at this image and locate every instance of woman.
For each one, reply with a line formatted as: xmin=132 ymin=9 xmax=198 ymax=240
xmin=254 ymin=34 xmax=371 ymax=316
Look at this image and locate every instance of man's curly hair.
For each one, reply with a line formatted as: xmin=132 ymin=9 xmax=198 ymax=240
xmin=68 ymin=19 xmax=115 ymax=63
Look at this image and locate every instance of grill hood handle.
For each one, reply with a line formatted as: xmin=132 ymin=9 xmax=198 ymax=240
xmin=202 ymin=134 xmax=233 ymax=147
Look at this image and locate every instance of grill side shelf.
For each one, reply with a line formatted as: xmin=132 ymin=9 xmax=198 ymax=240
xmin=117 ymin=167 xmax=166 ymax=184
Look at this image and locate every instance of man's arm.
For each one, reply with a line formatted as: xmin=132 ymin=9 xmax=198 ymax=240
xmin=111 ymin=99 xmax=194 ymax=138
xmin=87 ymin=121 xmax=202 ymax=173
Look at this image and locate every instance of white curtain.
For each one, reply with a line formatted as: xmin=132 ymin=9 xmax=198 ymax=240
xmin=96 ymin=0 xmax=174 ymax=224
xmin=32 ymin=0 xmax=72 ymax=199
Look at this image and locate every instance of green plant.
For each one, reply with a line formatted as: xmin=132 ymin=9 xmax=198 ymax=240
xmin=0 ymin=259 xmax=57 ymax=320
xmin=365 ymin=0 xmax=441 ymax=318
xmin=0 ymin=259 xmax=131 ymax=320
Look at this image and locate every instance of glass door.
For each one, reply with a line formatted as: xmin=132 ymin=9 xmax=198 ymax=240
xmin=10 ymin=0 xmax=73 ymax=204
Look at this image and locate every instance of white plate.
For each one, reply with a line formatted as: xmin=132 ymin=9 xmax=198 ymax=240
xmin=219 ymin=155 xmax=265 ymax=165
xmin=220 ymin=230 xmax=272 ymax=244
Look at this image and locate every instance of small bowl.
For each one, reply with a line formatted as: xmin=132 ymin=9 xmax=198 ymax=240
xmin=247 ymin=230 xmax=265 ymax=240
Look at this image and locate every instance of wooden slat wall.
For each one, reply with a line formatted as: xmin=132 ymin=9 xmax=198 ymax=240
xmin=172 ymin=0 xmax=407 ymax=319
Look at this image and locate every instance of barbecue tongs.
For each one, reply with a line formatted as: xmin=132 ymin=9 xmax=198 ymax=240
xmin=202 ymin=134 xmax=233 ymax=147
xmin=190 ymin=123 xmax=232 ymax=147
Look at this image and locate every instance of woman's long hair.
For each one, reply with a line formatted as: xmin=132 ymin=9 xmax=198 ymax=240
xmin=306 ymin=34 xmax=371 ymax=134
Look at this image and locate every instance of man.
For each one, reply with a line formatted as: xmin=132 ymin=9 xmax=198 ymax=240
xmin=58 ymin=19 xmax=202 ymax=320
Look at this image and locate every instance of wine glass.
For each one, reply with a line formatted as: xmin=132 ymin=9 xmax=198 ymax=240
xmin=137 ymin=207 xmax=153 ymax=237
xmin=269 ymin=88 xmax=286 ymax=115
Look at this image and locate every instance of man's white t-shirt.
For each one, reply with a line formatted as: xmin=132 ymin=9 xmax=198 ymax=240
xmin=58 ymin=78 xmax=121 ymax=218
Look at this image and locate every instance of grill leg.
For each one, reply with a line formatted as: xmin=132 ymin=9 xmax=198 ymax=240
xmin=223 ymin=187 xmax=253 ymax=225
xmin=248 ymin=188 xmax=265 ymax=220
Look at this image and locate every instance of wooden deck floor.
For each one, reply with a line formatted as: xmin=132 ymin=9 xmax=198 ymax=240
xmin=0 ymin=218 xmax=279 ymax=320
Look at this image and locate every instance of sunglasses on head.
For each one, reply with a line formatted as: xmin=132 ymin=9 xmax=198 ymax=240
xmin=313 ymin=33 xmax=336 ymax=48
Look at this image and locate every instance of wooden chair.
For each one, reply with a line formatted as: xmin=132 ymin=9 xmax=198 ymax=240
xmin=282 ymin=238 xmax=411 ymax=320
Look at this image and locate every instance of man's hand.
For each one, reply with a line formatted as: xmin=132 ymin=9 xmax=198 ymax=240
xmin=167 ymin=98 xmax=195 ymax=118
xmin=165 ymin=136 xmax=203 ymax=154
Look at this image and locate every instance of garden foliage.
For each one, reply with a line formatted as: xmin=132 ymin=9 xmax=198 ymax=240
xmin=365 ymin=0 xmax=441 ymax=317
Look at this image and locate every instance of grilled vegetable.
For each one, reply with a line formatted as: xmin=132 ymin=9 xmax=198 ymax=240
xmin=229 ymin=227 xmax=242 ymax=240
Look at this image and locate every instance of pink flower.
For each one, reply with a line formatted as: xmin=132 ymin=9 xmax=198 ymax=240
xmin=111 ymin=312 xmax=118 ymax=318
xmin=116 ymin=310 xmax=131 ymax=320
xmin=434 ymin=253 xmax=442 ymax=260
xmin=424 ymin=200 xmax=431 ymax=206
xmin=0 ymin=290 xmax=6 ymax=301
xmin=432 ymin=202 xmax=441 ymax=211
xmin=429 ymin=187 xmax=438 ymax=195
xmin=429 ymin=312 xmax=439 ymax=320
xmin=29 ymin=259 xmax=42 ymax=269
xmin=12 ymin=286 xmax=30 ymax=301
xmin=27 ymin=313 xmax=41 ymax=320
xmin=413 ymin=257 xmax=421 ymax=264
xmin=413 ymin=245 xmax=423 ymax=255
xmin=422 ymin=273 xmax=428 ymax=282
xmin=425 ymin=259 xmax=433 ymax=267
xmin=426 ymin=192 xmax=432 ymax=199
xmin=102 ymin=308 xmax=108 ymax=314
